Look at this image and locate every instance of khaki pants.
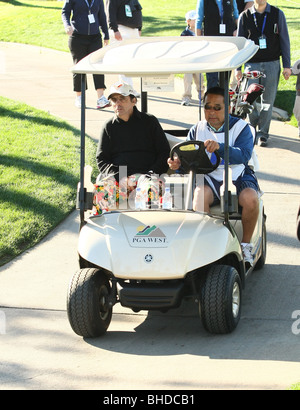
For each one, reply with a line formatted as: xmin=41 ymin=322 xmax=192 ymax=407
xmin=183 ymin=73 xmax=205 ymax=100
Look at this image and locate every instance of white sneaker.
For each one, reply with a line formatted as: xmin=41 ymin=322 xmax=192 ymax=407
xmin=75 ymin=95 xmax=81 ymax=108
xmin=181 ymin=97 xmax=191 ymax=106
xmin=97 ymin=96 xmax=111 ymax=109
xmin=241 ymin=243 xmax=254 ymax=266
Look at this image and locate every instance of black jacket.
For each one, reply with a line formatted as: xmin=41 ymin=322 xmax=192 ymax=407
xmin=239 ymin=5 xmax=281 ymax=63
xmin=106 ymin=0 xmax=143 ymax=32
xmin=97 ymin=107 xmax=169 ymax=178
xmin=203 ymin=0 xmax=236 ymax=36
xmin=62 ymin=0 xmax=109 ymax=38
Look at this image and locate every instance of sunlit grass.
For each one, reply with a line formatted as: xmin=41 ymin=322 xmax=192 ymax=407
xmin=0 ymin=96 xmax=96 ymax=265
xmin=288 ymin=382 xmax=300 ymax=390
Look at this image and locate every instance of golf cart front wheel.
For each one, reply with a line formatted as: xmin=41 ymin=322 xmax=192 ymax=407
xmin=67 ymin=268 xmax=112 ymax=338
xmin=200 ymin=265 xmax=242 ymax=334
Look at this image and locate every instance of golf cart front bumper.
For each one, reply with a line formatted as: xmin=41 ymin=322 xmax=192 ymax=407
xmin=117 ymin=281 xmax=185 ymax=311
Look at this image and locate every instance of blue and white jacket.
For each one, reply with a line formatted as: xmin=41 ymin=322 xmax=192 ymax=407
xmin=187 ymin=115 xmax=254 ymax=182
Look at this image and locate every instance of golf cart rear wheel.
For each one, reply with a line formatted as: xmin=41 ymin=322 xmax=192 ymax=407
xmin=200 ymin=265 xmax=242 ymax=334
xmin=67 ymin=268 xmax=112 ymax=338
xmin=254 ymin=214 xmax=267 ymax=270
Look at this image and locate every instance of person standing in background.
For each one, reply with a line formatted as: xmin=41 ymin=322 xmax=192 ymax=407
xmin=196 ymin=0 xmax=239 ymax=89
xmin=106 ymin=0 xmax=143 ymax=87
xmin=229 ymin=1 xmax=253 ymax=90
xmin=290 ymin=59 xmax=300 ymax=138
xmin=62 ymin=0 xmax=110 ymax=110
xmin=236 ymin=0 xmax=291 ymax=147
xmin=180 ymin=10 xmax=206 ymax=106
xmin=236 ymin=0 xmax=254 ymax=14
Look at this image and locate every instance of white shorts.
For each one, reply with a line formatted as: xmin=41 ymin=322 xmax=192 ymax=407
xmin=109 ymin=25 xmax=140 ymax=43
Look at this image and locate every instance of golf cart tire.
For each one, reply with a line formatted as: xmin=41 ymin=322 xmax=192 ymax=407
xmin=67 ymin=268 xmax=112 ymax=338
xmin=254 ymin=215 xmax=267 ymax=270
xmin=200 ymin=265 xmax=242 ymax=334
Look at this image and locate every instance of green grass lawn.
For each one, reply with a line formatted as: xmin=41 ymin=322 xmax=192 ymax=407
xmin=289 ymin=382 xmax=300 ymax=390
xmin=0 ymin=97 xmax=96 ymax=266
xmin=0 ymin=0 xmax=299 ymax=265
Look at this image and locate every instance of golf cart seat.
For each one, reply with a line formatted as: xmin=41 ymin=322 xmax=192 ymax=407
xmin=210 ymin=203 xmax=242 ymax=219
xmin=165 ymin=131 xmax=186 ymax=148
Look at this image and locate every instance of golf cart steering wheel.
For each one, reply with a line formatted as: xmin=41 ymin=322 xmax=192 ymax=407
xmin=170 ymin=140 xmax=221 ymax=174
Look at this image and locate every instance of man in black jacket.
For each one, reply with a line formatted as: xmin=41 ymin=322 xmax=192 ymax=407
xmin=96 ymin=81 xmax=170 ymax=181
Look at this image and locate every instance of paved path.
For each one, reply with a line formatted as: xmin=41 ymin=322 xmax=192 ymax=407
xmin=0 ymin=42 xmax=300 ymax=390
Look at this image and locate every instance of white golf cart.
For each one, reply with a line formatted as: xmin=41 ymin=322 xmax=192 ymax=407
xmin=67 ymin=36 xmax=267 ymax=337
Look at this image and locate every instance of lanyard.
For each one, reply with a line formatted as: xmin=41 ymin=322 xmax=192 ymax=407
xmin=253 ymin=12 xmax=267 ymax=36
xmin=217 ymin=0 xmax=224 ymax=23
xmin=84 ymin=0 xmax=94 ymax=11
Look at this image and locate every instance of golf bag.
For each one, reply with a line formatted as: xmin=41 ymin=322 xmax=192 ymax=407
xmin=230 ymin=70 xmax=266 ymax=119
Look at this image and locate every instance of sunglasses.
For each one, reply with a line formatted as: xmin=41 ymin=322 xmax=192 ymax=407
xmin=204 ymin=104 xmax=223 ymax=111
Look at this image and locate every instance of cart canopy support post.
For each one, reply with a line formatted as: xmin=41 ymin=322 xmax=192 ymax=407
xmin=220 ymin=71 xmax=236 ymax=235
xmin=140 ymin=79 xmax=148 ymax=113
xmin=79 ymin=74 xmax=87 ymax=229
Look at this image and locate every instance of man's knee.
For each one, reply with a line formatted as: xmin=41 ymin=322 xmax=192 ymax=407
xmin=193 ymin=185 xmax=214 ymax=212
xmin=239 ymin=188 xmax=259 ymax=211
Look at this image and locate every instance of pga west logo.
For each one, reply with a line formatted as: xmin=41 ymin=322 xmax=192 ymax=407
xmin=291 ymin=310 xmax=300 ymax=335
xmin=132 ymin=225 xmax=167 ymax=245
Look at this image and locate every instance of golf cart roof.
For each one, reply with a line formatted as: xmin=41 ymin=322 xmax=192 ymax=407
xmin=72 ymin=36 xmax=258 ymax=76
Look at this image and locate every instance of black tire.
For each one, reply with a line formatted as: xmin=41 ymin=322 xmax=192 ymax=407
xmin=254 ymin=215 xmax=267 ymax=270
xmin=200 ymin=265 xmax=242 ymax=334
xmin=67 ymin=268 xmax=112 ymax=338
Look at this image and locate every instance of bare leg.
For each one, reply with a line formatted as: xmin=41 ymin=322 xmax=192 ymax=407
xmin=193 ymin=184 xmax=214 ymax=213
xmin=238 ymin=188 xmax=259 ymax=243
xmin=194 ymin=184 xmax=259 ymax=243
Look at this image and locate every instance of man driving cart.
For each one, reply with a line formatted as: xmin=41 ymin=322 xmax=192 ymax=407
xmin=168 ymin=87 xmax=260 ymax=266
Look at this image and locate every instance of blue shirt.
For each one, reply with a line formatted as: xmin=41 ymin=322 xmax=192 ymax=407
xmin=181 ymin=27 xmax=195 ymax=37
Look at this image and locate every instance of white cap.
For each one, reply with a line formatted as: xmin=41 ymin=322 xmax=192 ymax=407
xmin=108 ymin=81 xmax=139 ymax=100
xmin=185 ymin=10 xmax=197 ymax=21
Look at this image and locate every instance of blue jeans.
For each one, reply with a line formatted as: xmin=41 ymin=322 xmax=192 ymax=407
xmin=245 ymin=60 xmax=281 ymax=141
xmin=206 ymin=72 xmax=219 ymax=90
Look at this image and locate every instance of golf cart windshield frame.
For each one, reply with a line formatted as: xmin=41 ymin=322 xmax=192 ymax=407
xmin=73 ymin=36 xmax=259 ymax=227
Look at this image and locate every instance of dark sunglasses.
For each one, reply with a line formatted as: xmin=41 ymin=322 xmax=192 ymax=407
xmin=204 ymin=104 xmax=223 ymax=111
